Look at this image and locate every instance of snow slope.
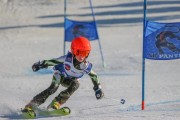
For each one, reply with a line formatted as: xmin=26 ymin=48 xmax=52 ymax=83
xmin=0 ymin=0 xmax=180 ymax=119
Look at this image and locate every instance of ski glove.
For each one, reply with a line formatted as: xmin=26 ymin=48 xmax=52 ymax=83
xmin=32 ymin=60 xmax=48 ymax=72
xmin=93 ymin=84 xmax=104 ymax=100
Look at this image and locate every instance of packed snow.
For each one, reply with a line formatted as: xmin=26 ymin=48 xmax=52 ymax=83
xmin=0 ymin=0 xmax=180 ymax=119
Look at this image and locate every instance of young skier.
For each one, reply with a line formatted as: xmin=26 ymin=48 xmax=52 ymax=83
xmin=22 ymin=36 xmax=104 ymax=116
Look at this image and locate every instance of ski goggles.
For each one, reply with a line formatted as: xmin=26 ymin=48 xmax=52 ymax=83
xmin=75 ymin=50 xmax=90 ymax=57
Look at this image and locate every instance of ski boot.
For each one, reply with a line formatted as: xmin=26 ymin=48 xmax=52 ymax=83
xmin=46 ymin=99 xmax=71 ymax=116
xmin=21 ymin=106 xmax=36 ymax=119
xmin=47 ymin=99 xmax=61 ymax=110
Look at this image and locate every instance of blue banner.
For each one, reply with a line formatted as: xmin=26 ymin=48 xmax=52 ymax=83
xmin=144 ymin=21 xmax=180 ymax=60
xmin=65 ymin=18 xmax=99 ymax=42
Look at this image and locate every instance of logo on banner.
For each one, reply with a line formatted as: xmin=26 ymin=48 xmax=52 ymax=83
xmin=145 ymin=23 xmax=180 ymax=60
xmin=72 ymin=24 xmax=86 ymax=37
xmin=155 ymin=29 xmax=180 ymax=54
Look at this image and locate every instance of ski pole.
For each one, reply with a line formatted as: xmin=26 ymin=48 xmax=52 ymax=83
xmin=104 ymin=96 xmax=126 ymax=104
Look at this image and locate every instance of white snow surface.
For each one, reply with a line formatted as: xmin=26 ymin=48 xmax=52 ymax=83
xmin=0 ymin=0 xmax=180 ymax=119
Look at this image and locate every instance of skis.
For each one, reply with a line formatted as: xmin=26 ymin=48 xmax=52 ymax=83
xmin=21 ymin=107 xmax=71 ymax=119
xmin=38 ymin=107 xmax=71 ymax=116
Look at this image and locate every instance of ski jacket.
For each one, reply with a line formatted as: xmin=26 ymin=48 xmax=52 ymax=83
xmin=42 ymin=52 xmax=100 ymax=86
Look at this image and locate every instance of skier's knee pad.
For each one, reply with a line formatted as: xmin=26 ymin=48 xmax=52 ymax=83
xmin=60 ymin=91 xmax=71 ymax=98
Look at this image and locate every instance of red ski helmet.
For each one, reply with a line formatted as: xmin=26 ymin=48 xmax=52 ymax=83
xmin=71 ymin=36 xmax=91 ymax=57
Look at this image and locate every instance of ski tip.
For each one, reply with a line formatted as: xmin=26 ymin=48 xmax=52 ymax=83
xmin=61 ymin=107 xmax=71 ymax=114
